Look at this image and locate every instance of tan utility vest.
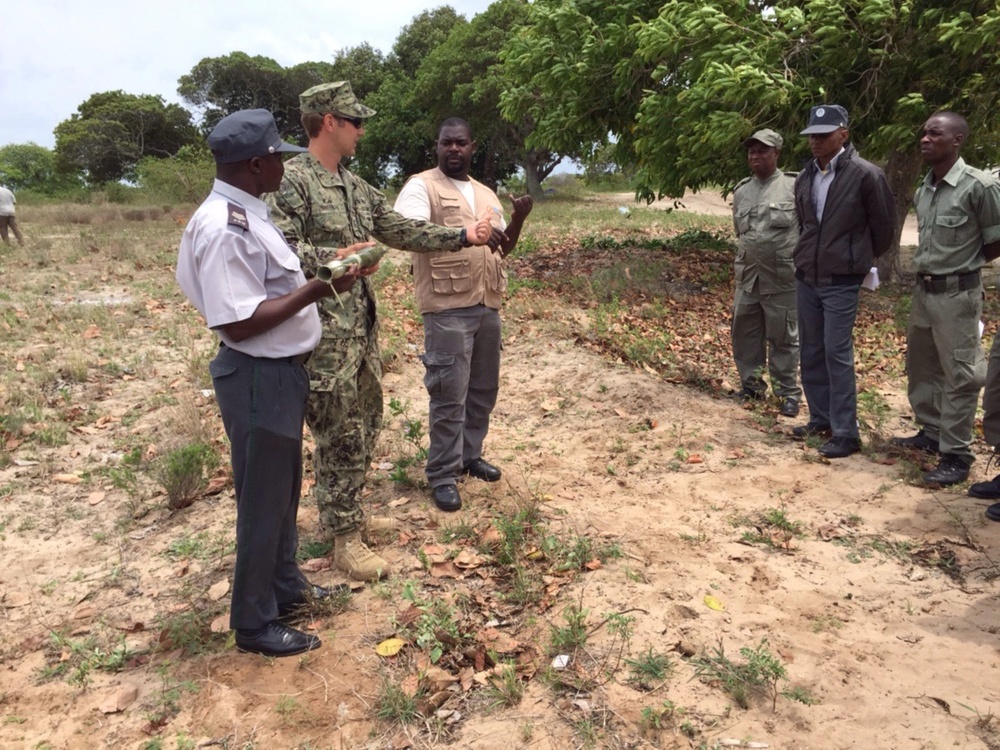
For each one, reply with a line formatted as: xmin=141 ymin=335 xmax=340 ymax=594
xmin=410 ymin=168 xmax=506 ymax=314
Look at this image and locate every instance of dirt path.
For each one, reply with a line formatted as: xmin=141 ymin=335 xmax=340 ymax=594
xmin=1 ymin=215 xmax=999 ymax=749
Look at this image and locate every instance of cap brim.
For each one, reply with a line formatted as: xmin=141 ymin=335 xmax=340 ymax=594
xmin=742 ymin=137 xmax=775 ymax=148
xmin=274 ymin=143 xmax=308 ymax=154
xmin=800 ymin=125 xmax=841 ymax=135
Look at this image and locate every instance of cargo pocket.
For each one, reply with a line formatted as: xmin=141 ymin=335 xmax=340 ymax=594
xmin=735 ymin=206 xmax=752 ymax=235
xmin=208 ymin=360 xmax=238 ymax=382
xmin=955 ymin=347 xmax=986 ymax=390
xmin=421 ymin=351 xmax=456 ymax=398
xmin=430 ymin=256 xmax=472 ymax=295
xmin=767 ymin=202 xmax=796 ymax=229
xmin=936 ymin=213 xmax=969 ymax=246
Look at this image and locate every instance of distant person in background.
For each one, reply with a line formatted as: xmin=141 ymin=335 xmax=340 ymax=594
xmin=0 ymin=184 xmax=24 ymax=246
xmin=730 ymin=128 xmax=801 ymax=417
xmin=891 ymin=111 xmax=1000 ymax=487
xmin=789 ymin=104 xmax=896 ymax=458
xmin=394 ymin=118 xmax=533 ymax=512
xmin=176 ymin=109 xmax=358 ymax=657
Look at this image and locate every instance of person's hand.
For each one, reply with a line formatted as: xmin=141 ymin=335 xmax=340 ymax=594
xmin=464 ymin=218 xmax=494 ymax=246
xmin=330 ymin=265 xmax=361 ymax=294
xmin=486 ymin=225 xmax=506 ymax=253
xmin=334 ymin=240 xmax=379 ymax=277
xmin=509 ymin=193 xmax=534 ymax=219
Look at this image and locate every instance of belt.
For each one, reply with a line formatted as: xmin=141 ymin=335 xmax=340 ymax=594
xmin=219 ymin=343 xmax=311 ymax=365
xmin=918 ymin=270 xmax=980 ymax=294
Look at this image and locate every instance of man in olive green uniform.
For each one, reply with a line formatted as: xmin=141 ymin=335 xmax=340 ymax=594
xmin=891 ymin=111 xmax=1000 ymax=487
xmin=266 ymin=82 xmax=490 ymax=580
xmin=730 ymin=128 xmax=802 ymax=417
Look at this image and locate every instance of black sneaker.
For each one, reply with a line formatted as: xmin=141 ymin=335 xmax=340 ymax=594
xmin=969 ymin=474 xmax=1000 ymax=500
xmin=889 ymin=429 xmax=940 ymax=454
xmin=729 ymin=388 xmax=766 ymax=403
xmin=818 ymin=436 xmax=861 ymax=458
xmin=922 ymin=454 xmax=971 ymax=487
xmin=791 ymin=422 xmax=832 ymax=439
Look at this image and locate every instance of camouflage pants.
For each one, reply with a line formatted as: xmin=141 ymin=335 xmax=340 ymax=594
xmin=307 ymin=333 xmax=383 ymax=537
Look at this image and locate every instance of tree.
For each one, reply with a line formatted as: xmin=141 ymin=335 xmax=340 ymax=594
xmin=178 ymin=52 xmax=303 ymax=137
xmin=0 ymin=142 xmax=79 ymax=194
xmin=135 ymin=144 xmax=215 ymax=204
xmin=413 ymin=0 xmax=560 ymax=197
xmin=54 ymin=91 xmax=198 ymax=184
xmin=503 ymin=0 xmax=1000 ymax=280
xmin=354 ymin=6 xmax=465 ymax=186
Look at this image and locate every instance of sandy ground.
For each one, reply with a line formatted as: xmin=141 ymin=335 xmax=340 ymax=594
xmin=1 ymin=212 xmax=999 ymax=750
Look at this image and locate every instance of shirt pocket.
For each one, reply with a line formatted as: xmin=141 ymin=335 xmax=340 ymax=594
xmin=735 ymin=206 xmax=752 ymax=235
xmin=430 ymin=256 xmax=473 ymax=295
xmin=438 ymin=196 xmax=465 ymax=228
xmin=935 ymin=212 xmax=970 ymax=245
xmin=767 ymin=202 xmax=796 ymax=229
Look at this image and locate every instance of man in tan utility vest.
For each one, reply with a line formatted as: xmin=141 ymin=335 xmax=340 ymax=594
xmin=394 ymin=118 xmax=533 ymax=512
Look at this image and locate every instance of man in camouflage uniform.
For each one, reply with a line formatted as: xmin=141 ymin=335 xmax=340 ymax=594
xmin=267 ymin=81 xmax=491 ymax=581
xmin=730 ymin=128 xmax=801 ymax=417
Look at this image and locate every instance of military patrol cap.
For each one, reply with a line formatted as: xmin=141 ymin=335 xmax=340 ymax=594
xmin=299 ymin=81 xmax=377 ymax=118
xmin=743 ymin=128 xmax=783 ymax=149
xmin=208 ymin=109 xmax=307 ymax=164
xmin=800 ymin=104 xmax=849 ymax=135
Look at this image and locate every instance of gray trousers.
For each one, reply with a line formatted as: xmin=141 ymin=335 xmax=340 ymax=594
xmin=906 ymin=283 xmax=985 ymax=461
xmin=421 ymin=305 xmax=501 ymax=487
xmin=983 ymin=333 xmax=1000 ymax=449
xmin=211 ymin=345 xmax=309 ymax=630
xmin=0 ymin=215 xmax=23 ymax=245
xmin=797 ymin=281 xmax=861 ymax=438
xmin=731 ymin=285 xmax=801 ymax=399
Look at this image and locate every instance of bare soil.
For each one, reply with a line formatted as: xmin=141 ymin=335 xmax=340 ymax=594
xmin=1 ymin=206 xmax=999 ymax=750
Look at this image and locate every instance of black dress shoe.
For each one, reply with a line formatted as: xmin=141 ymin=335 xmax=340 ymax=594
xmin=779 ymin=398 xmax=800 ymax=418
xmin=461 ymin=458 xmax=502 ymax=482
xmin=818 ymin=436 xmax=861 ymax=458
xmin=969 ymin=474 xmax=1000 ymax=500
xmin=889 ymin=429 xmax=940 ymax=454
xmin=791 ymin=422 xmax=831 ymax=439
xmin=986 ymin=502 xmax=1000 ymax=522
xmin=235 ymin=621 xmax=321 ymax=657
xmin=433 ymin=484 xmax=462 ymax=512
xmin=922 ymin=454 xmax=971 ymax=487
xmin=278 ymin=583 xmax=350 ymax=619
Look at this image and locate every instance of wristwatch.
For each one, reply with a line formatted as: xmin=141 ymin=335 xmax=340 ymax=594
xmin=459 ymin=227 xmax=471 ymax=247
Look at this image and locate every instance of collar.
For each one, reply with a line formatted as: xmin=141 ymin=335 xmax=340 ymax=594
xmin=211 ymin=179 xmax=269 ymax=221
xmin=925 ymin=157 xmax=967 ymax=189
xmin=814 ymin=147 xmax=846 ymax=175
xmin=753 ymin=169 xmax=782 ymax=186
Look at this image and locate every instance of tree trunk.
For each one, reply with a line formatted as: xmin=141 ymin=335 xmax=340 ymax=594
xmin=522 ymin=159 xmax=544 ymax=201
xmin=877 ymin=148 xmax=924 ymax=284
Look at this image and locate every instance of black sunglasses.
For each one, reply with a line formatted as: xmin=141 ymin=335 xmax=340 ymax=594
xmin=332 ymin=114 xmax=365 ymax=129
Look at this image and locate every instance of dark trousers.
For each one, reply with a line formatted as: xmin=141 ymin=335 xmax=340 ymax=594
xmin=211 ymin=345 xmax=309 ymax=630
xmin=421 ymin=305 xmax=502 ymax=487
xmin=796 ymin=281 xmax=861 ymax=438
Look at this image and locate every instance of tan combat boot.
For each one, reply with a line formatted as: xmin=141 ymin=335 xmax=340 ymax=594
xmin=363 ymin=516 xmax=398 ymax=543
xmin=333 ymin=531 xmax=389 ymax=581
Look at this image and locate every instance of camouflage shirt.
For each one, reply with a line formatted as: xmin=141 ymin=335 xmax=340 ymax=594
xmin=265 ymin=153 xmax=465 ymax=338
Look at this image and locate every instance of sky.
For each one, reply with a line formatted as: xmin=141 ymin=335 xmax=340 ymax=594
xmin=0 ymin=0 xmax=499 ymax=150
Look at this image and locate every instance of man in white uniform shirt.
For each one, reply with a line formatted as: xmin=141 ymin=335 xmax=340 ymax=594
xmin=394 ymin=118 xmax=533 ymax=512
xmin=176 ymin=109 xmax=364 ymax=657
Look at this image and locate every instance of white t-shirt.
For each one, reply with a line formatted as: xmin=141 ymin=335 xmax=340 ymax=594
xmin=394 ymin=176 xmax=506 ymax=229
xmin=0 ymin=187 xmax=16 ymax=217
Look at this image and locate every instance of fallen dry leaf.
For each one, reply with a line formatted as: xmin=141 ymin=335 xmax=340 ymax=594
xmin=87 ymin=491 xmax=106 ymax=506
xmin=207 ymin=579 xmax=229 ymax=601
xmin=376 ymin=637 xmax=406 ymax=657
xmin=99 ymin=682 xmax=139 ymax=714
xmin=53 ymin=473 xmax=83 ymax=484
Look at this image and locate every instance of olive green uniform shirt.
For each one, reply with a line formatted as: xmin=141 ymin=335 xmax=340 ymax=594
xmin=732 ymin=170 xmax=798 ymax=293
xmin=913 ymin=157 xmax=1000 ymax=275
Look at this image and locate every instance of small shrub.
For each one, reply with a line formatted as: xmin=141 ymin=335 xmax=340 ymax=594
xmin=154 ymin=442 xmax=218 ymax=510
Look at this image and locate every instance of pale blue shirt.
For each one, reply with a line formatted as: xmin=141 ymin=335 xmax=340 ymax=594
xmin=176 ymin=179 xmax=321 ymax=358
xmin=811 ymin=147 xmax=846 ymax=223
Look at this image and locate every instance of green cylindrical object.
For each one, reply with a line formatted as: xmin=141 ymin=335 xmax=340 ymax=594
xmin=316 ymin=244 xmax=388 ymax=283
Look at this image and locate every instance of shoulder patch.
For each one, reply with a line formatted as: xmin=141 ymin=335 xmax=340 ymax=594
xmin=734 ymin=176 xmax=753 ymax=190
xmin=227 ymin=202 xmax=249 ymax=231
xmin=784 ymin=171 xmax=799 ymax=178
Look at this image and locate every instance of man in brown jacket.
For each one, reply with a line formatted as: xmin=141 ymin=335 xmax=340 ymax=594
xmin=394 ymin=118 xmax=533 ymax=511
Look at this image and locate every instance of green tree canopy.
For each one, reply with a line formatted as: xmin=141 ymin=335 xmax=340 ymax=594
xmin=0 ymin=142 xmax=79 ymax=194
xmin=413 ymin=0 xmax=560 ymax=196
xmin=54 ymin=91 xmax=198 ymax=184
xmin=503 ymin=0 xmax=1000 ymax=276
